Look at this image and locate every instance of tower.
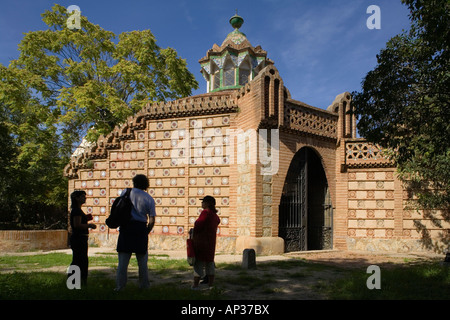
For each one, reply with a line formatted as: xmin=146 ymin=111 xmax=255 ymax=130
xmin=199 ymin=13 xmax=273 ymax=93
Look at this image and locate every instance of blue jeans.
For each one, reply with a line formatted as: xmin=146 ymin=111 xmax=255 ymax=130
xmin=115 ymin=252 xmax=149 ymax=290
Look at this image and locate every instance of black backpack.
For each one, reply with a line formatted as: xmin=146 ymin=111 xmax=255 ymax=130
xmin=106 ymin=188 xmax=133 ymax=229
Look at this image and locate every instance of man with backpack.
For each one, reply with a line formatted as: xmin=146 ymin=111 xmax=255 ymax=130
xmin=115 ymin=174 xmax=156 ymax=291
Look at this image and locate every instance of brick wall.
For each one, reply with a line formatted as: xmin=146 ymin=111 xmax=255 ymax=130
xmin=341 ymin=139 xmax=449 ymax=252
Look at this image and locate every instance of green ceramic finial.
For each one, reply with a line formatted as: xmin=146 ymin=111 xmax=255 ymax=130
xmin=229 ymin=11 xmax=244 ymax=30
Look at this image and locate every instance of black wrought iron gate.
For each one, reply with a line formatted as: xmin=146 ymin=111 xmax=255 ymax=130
xmin=279 ymin=148 xmax=333 ymax=252
xmin=279 ymin=149 xmax=308 ymax=251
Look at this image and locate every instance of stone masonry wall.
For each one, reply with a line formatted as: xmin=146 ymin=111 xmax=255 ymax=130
xmin=0 ymin=230 xmax=68 ymax=252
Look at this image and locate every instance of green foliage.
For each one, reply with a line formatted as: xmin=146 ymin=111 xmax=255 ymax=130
xmin=0 ymin=65 xmax=67 ymax=229
xmin=0 ymin=4 xmax=198 ymax=229
xmin=353 ymin=0 xmax=450 ymax=246
xmin=13 ymin=4 xmax=198 ymax=145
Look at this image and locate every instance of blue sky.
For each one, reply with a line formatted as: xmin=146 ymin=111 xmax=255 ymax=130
xmin=0 ymin=0 xmax=411 ymax=109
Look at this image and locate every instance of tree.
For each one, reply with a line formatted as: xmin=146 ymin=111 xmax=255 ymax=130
xmin=12 ymin=4 xmax=198 ymax=150
xmin=0 ymin=65 xmax=66 ymax=228
xmin=0 ymin=4 xmax=198 ymax=229
xmin=353 ymin=0 xmax=449 ymax=250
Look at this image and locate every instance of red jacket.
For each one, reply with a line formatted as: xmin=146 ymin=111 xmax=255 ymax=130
xmin=193 ymin=209 xmax=220 ymax=262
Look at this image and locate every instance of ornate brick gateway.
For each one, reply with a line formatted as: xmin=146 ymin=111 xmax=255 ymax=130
xmin=64 ymin=14 xmax=448 ymax=254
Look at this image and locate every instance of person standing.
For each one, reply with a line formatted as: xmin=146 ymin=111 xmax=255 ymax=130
xmin=115 ymin=174 xmax=156 ymax=291
xmin=192 ymin=195 xmax=220 ymax=289
xmin=69 ymin=190 xmax=96 ymax=286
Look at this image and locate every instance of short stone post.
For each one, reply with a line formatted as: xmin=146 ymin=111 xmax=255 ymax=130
xmin=444 ymin=247 xmax=450 ymax=265
xmin=242 ymin=248 xmax=256 ymax=269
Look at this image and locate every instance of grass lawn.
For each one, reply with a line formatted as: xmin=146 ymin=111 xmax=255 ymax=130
xmin=0 ymin=253 xmax=216 ymax=300
xmin=0 ymin=252 xmax=448 ymax=300
xmin=323 ymin=262 xmax=450 ymax=300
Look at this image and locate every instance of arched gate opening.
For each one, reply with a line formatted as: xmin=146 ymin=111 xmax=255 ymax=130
xmin=279 ymin=147 xmax=333 ymax=252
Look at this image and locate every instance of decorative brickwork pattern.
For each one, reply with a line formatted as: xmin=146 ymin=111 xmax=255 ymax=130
xmin=347 ymin=170 xmax=395 ymax=240
xmin=345 ymin=140 xmax=391 ymax=168
xmin=64 ymin=92 xmax=238 ymax=178
xmin=68 ymin=114 xmax=233 ymax=238
xmin=284 ymin=103 xmax=337 ymax=139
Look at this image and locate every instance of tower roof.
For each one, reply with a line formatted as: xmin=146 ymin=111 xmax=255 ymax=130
xmin=199 ymin=12 xmax=273 ymax=93
xmin=229 ymin=13 xmax=244 ymax=29
xmin=220 ymin=13 xmax=251 ymax=48
xmin=199 ymin=13 xmax=268 ymax=64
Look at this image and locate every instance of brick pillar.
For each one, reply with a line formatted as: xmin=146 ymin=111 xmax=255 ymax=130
xmin=334 ymin=140 xmax=349 ymax=250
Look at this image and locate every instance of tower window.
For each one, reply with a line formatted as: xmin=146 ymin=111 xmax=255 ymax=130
xmin=224 ymin=68 xmax=235 ymax=87
xmin=213 ymin=71 xmax=220 ymax=90
xmin=239 ymin=66 xmax=251 ymax=85
xmin=223 ymin=61 xmax=235 ymax=87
